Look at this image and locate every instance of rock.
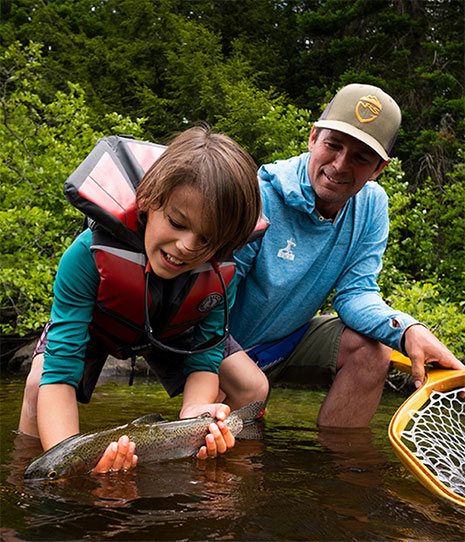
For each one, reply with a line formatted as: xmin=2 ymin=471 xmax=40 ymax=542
xmin=7 ymin=341 xmax=36 ymax=373
xmin=6 ymin=340 xmax=151 ymax=377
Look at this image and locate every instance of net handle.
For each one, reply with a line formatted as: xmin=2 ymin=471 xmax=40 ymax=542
xmin=388 ymin=352 xmax=465 ymax=507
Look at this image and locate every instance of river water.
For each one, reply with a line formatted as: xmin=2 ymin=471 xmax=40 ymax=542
xmin=1 ymin=376 xmax=464 ymax=541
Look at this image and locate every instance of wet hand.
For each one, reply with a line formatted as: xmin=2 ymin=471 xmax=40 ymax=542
xmin=196 ymin=417 xmax=236 ymax=459
xmin=180 ymin=403 xmax=235 ymax=459
xmin=405 ymin=324 xmax=465 ymax=388
xmin=91 ymin=435 xmax=138 ymax=474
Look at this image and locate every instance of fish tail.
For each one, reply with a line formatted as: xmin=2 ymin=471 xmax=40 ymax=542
xmin=233 ymin=401 xmax=266 ymax=425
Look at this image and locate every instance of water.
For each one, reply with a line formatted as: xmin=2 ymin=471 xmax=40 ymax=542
xmin=1 ymin=376 xmax=464 ymax=541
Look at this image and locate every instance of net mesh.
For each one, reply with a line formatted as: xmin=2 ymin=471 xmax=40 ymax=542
xmin=401 ymin=386 xmax=465 ymax=498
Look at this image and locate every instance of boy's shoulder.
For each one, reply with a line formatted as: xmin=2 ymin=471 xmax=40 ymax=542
xmin=58 ymin=229 xmax=96 ymax=276
xmin=65 ymin=228 xmax=93 ymax=254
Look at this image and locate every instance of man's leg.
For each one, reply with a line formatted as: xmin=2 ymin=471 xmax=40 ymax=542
xmin=18 ymin=353 xmax=44 ymax=437
xmin=268 ymin=316 xmax=391 ymax=427
xmin=317 ymin=328 xmax=391 ymax=427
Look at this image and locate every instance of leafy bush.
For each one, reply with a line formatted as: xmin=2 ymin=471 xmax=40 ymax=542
xmin=378 ymin=155 xmax=465 ymax=357
xmin=378 ymin=153 xmax=465 ymax=305
xmin=386 ymin=283 xmax=465 ymax=361
xmin=0 ymin=42 xmax=145 ymax=336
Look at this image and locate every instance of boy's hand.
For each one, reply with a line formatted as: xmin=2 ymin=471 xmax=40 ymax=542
xmin=196 ymin=417 xmax=236 ymax=459
xmin=91 ymin=435 xmax=138 ymax=474
xmin=180 ymin=403 xmax=236 ymax=459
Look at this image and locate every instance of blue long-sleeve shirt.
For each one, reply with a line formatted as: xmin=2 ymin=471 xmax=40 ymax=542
xmin=230 ymin=152 xmax=418 ymax=351
xmin=41 ymin=228 xmax=235 ymax=389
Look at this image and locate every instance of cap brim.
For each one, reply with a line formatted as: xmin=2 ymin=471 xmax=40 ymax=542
xmin=314 ymin=120 xmax=389 ymax=161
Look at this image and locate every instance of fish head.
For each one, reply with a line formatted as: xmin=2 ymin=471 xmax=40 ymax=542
xmin=24 ymin=459 xmax=62 ymax=481
xmin=24 ymin=435 xmax=91 ymax=481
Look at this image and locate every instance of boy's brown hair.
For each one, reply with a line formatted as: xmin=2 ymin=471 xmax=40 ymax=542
xmin=136 ymin=124 xmax=261 ymax=261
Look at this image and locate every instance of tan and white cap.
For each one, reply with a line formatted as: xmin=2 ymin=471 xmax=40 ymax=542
xmin=314 ymin=83 xmax=401 ymax=161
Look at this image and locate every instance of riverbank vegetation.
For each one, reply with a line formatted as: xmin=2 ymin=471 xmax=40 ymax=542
xmin=1 ymin=0 xmax=464 ymax=362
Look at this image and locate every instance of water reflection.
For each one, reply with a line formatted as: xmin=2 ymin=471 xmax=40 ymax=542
xmin=1 ymin=377 xmax=465 ymax=541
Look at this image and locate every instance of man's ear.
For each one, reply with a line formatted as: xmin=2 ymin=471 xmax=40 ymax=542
xmin=372 ymin=158 xmax=390 ymax=180
xmin=308 ymin=125 xmax=317 ymax=152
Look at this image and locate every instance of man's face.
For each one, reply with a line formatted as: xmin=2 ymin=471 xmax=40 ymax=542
xmin=307 ymin=128 xmax=388 ymax=218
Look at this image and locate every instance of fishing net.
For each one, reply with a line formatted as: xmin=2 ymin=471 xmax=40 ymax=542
xmin=401 ymin=386 xmax=465 ymax=498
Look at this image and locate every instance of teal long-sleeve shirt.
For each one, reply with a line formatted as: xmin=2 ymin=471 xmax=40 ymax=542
xmin=40 ymin=228 xmax=235 ymax=389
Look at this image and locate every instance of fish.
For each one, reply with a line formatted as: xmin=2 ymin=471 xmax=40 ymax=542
xmin=24 ymin=401 xmax=265 ymax=481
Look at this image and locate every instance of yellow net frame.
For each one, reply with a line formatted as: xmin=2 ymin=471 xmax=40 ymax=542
xmin=388 ymin=351 xmax=465 ymax=507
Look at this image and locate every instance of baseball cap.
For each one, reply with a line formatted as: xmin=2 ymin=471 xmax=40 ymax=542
xmin=314 ymin=83 xmax=401 ymax=161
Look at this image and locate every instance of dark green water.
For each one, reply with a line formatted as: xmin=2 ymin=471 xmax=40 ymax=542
xmin=1 ymin=376 xmax=464 ymax=541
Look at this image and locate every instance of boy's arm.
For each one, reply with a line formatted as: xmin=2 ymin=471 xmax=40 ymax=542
xmin=37 ymin=383 xmax=79 ymax=450
xmin=37 ymin=382 xmax=138 ymax=473
xmin=180 ymin=371 xmax=235 ymax=458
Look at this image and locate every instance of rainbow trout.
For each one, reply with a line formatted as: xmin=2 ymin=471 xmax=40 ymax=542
xmin=24 ymin=401 xmax=264 ymax=481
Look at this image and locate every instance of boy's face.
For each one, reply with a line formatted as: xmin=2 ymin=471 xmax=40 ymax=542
xmin=144 ymin=186 xmax=215 ymax=279
xmin=308 ymin=128 xmax=387 ymax=218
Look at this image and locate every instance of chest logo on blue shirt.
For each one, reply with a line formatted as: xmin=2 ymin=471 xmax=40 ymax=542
xmin=277 ymin=238 xmax=296 ymax=261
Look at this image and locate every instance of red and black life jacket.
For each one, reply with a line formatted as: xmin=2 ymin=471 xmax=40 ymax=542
xmin=64 ymin=135 xmax=268 ymax=358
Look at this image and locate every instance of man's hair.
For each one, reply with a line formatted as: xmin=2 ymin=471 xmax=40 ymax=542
xmin=136 ymin=124 xmax=261 ymax=261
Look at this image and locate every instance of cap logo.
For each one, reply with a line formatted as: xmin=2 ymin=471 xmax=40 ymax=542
xmin=355 ymin=95 xmax=382 ymax=123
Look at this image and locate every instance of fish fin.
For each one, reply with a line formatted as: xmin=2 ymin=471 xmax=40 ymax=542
xmin=235 ymin=422 xmax=264 ymax=440
xmin=232 ymin=401 xmax=266 ymax=424
xmin=132 ymin=413 xmax=166 ymax=424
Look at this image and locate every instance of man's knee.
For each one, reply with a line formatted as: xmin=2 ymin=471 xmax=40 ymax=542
xmin=337 ymin=329 xmax=391 ymax=376
xmin=237 ymin=365 xmax=269 ymax=404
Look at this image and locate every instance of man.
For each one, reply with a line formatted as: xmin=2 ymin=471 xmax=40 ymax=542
xmin=220 ymin=83 xmax=464 ymax=427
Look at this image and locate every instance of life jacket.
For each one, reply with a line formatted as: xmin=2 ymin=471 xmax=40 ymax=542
xmin=64 ymin=135 xmax=268 ymax=358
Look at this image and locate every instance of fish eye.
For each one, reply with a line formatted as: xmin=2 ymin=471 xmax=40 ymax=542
xmin=47 ymin=470 xmax=57 ymax=480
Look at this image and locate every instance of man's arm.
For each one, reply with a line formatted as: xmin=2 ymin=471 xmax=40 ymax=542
xmin=332 ymin=187 xmax=418 ymax=351
xmin=233 ymin=235 xmax=262 ymax=282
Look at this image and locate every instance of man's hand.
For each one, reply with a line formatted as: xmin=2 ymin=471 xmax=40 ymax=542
xmin=180 ymin=403 xmax=236 ymax=459
xmin=91 ymin=435 xmax=138 ymax=475
xmin=404 ymin=324 xmax=465 ymax=388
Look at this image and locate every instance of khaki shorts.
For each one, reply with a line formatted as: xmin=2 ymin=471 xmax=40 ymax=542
xmin=227 ymin=315 xmax=345 ymax=387
xmin=267 ymin=315 xmax=345 ymax=386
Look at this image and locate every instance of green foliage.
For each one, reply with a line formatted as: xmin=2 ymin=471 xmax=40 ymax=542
xmin=378 ymin=153 xmax=465 ymax=305
xmin=378 ymin=154 xmax=464 ymax=356
xmin=215 ymin=82 xmax=313 ymax=164
xmin=0 ymin=42 xmax=145 ymax=335
xmin=1 ymin=1 xmax=464 ymax=352
xmin=3 ymin=0 xmax=463 ymax=188
xmin=386 ymin=283 xmax=465 ymax=361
